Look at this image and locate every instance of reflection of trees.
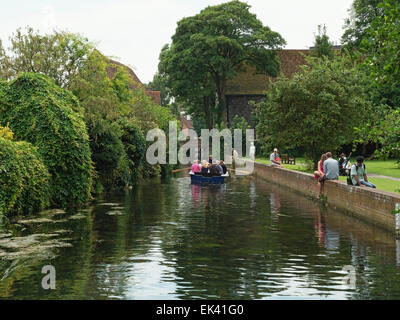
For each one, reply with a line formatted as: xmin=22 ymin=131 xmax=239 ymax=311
xmin=2 ymin=175 xmax=400 ymax=299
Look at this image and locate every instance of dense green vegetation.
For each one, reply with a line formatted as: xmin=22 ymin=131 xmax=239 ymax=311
xmin=0 ymin=28 xmax=177 ymax=216
xmin=157 ymin=0 xmax=285 ymax=128
xmin=255 ymin=53 xmax=372 ymax=167
xmin=0 ymin=73 xmax=92 ymax=209
xmin=0 ymin=126 xmax=51 ymax=216
xmin=254 ymin=0 xmax=400 ymax=166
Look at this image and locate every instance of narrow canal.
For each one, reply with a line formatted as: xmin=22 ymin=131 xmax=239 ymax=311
xmin=1 ymin=173 xmax=400 ymax=299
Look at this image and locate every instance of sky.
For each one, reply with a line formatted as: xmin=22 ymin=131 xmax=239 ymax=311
xmin=0 ymin=0 xmax=354 ymax=83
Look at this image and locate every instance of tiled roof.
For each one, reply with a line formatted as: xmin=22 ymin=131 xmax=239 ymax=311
xmin=103 ymin=54 xmax=161 ymax=105
xmin=226 ymin=49 xmax=311 ymax=95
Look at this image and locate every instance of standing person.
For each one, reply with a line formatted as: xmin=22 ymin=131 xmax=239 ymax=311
xmin=350 ymin=156 xmax=376 ymax=188
xmin=270 ymin=148 xmax=282 ymax=167
xmin=249 ymin=142 xmax=256 ymax=161
xmin=209 ymin=155 xmax=213 ymax=164
xmin=314 ymin=153 xmax=327 ymax=198
xmin=323 ymin=152 xmax=339 ymax=180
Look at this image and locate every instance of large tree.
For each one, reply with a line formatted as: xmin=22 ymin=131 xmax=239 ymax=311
xmin=359 ymin=0 xmax=400 ymax=107
xmin=341 ymin=0 xmax=384 ymax=50
xmin=0 ymin=27 xmax=93 ymax=88
xmin=255 ymin=53 xmax=372 ymax=168
xmin=159 ymin=0 xmax=285 ymax=128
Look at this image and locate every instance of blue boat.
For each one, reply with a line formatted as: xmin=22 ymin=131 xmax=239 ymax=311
xmin=190 ymin=172 xmax=229 ymax=184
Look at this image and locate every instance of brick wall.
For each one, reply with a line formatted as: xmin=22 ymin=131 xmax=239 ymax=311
xmin=252 ymin=161 xmax=400 ymax=235
xmin=226 ymin=94 xmax=264 ymax=128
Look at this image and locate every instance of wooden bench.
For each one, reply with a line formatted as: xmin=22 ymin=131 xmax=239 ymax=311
xmin=281 ymin=154 xmax=296 ymax=165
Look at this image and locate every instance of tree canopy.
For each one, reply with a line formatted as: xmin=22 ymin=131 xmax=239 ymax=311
xmin=255 ymin=53 xmax=372 ymax=166
xmin=159 ymin=0 xmax=285 ymax=128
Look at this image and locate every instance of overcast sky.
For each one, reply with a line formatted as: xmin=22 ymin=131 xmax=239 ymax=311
xmin=0 ymin=0 xmax=354 ymax=83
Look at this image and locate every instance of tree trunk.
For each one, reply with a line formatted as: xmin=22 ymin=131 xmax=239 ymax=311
xmin=203 ymin=96 xmax=212 ymax=129
xmin=215 ymin=75 xmax=228 ymax=127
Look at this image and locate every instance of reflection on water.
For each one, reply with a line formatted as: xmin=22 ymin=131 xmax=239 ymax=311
xmin=1 ymin=174 xmax=400 ymax=300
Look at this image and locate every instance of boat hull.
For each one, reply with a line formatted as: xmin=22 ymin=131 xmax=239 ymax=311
xmin=190 ymin=174 xmax=227 ymax=184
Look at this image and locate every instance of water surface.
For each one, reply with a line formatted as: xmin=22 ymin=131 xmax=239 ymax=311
xmin=1 ymin=174 xmax=400 ymax=299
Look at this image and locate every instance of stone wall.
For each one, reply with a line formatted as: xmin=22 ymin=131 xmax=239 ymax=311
xmin=252 ymin=161 xmax=400 ymax=235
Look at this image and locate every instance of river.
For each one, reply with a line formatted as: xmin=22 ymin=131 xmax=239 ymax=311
xmin=1 ymin=173 xmax=400 ymax=299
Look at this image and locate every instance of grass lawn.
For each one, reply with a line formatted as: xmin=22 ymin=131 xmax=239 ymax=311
xmin=338 ymin=176 xmax=400 ymax=194
xmin=360 ymin=159 xmax=400 ymax=178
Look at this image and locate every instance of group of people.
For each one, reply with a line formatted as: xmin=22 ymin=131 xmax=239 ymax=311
xmin=191 ymin=156 xmax=228 ymax=177
xmin=314 ymin=152 xmax=376 ymax=197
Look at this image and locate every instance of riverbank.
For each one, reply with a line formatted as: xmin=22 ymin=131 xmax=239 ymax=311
xmin=253 ymin=157 xmax=400 ymax=194
xmin=251 ymin=160 xmax=400 ymax=236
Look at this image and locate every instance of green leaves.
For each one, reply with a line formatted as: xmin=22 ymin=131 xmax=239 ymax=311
xmin=0 ymin=73 xmax=93 ymax=209
xmin=255 ymin=53 xmax=372 ymax=164
xmin=0 ymin=27 xmax=93 ymax=88
xmin=160 ymin=0 xmax=285 ymax=127
xmin=0 ymin=137 xmax=51 ymax=216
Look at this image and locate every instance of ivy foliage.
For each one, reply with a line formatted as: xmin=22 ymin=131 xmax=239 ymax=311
xmin=0 ymin=126 xmax=51 ymax=216
xmin=0 ymin=73 xmax=93 ymax=209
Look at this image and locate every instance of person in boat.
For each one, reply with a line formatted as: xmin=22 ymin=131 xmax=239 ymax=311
xmin=209 ymin=160 xmax=222 ymax=176
xmin=209 ymin=155 xmax=213 ymax=164
xmin=216 ymin=160 xmax=224 ymax=175
xmin=201 ymin=160 xmax=211 ymax=177
xmin=191 ymin=160 xmax=202 ymax=175
xmin=219 ymin=160 xmax=227 ymax=175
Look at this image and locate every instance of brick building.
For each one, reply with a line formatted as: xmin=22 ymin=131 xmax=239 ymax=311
xmin=105 ymin=56 xmax=161 ymax=105
xmin=225 ymin=49 xmax=311 ymax=128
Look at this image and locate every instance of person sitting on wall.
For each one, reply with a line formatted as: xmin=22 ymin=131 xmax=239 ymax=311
xmin=350 ymin=156 xmax=376 ymax=188
xmin=219 ymin=160 xmax=227 ymax=175
xmin=323 ymin=152 xmax=339 ymax=181
xmin=270 ymin=148 xmax=282 ymax=167
xmin=314 ymin=153 xmax=327 ymax=198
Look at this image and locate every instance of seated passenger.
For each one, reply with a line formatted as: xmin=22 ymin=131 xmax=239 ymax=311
xmin=209 ymin=160 xmax=222 ymax=176
xmin=191 ymin=160 xmax=201 ymax=174
xmin=219 ymin=160 xmax=227 ymax=175
xmin=216 ymin=161 xmax=224 ymax=175
xmin=201 ymin=161 xmax=211 ymax=177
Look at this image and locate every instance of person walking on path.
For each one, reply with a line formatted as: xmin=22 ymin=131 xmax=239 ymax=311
xmin=249 ymin=142 xmax=256 ymax=161
xmin=323 ymin=152 xmax=339 ymax=180
xmin=350 ymin=156 xmax=376 ymax=188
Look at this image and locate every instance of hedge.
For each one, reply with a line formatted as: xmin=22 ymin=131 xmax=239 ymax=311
xmin=0 ymin=73 xmax=93 ymax=209
xmin=0 ymin=134 xmax=51 ymax=216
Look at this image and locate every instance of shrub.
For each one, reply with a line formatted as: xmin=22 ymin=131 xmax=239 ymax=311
xmin=0 ymin=73 xmax=92 ymax=208
xmin=118 ymin=117 xmax=146 ymax=184
xmin=0 ymin=133 xmax=51 ymax=216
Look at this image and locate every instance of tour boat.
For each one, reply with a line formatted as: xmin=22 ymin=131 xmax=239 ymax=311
xmin=189 ymin=172 xmax=229 ymax=184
